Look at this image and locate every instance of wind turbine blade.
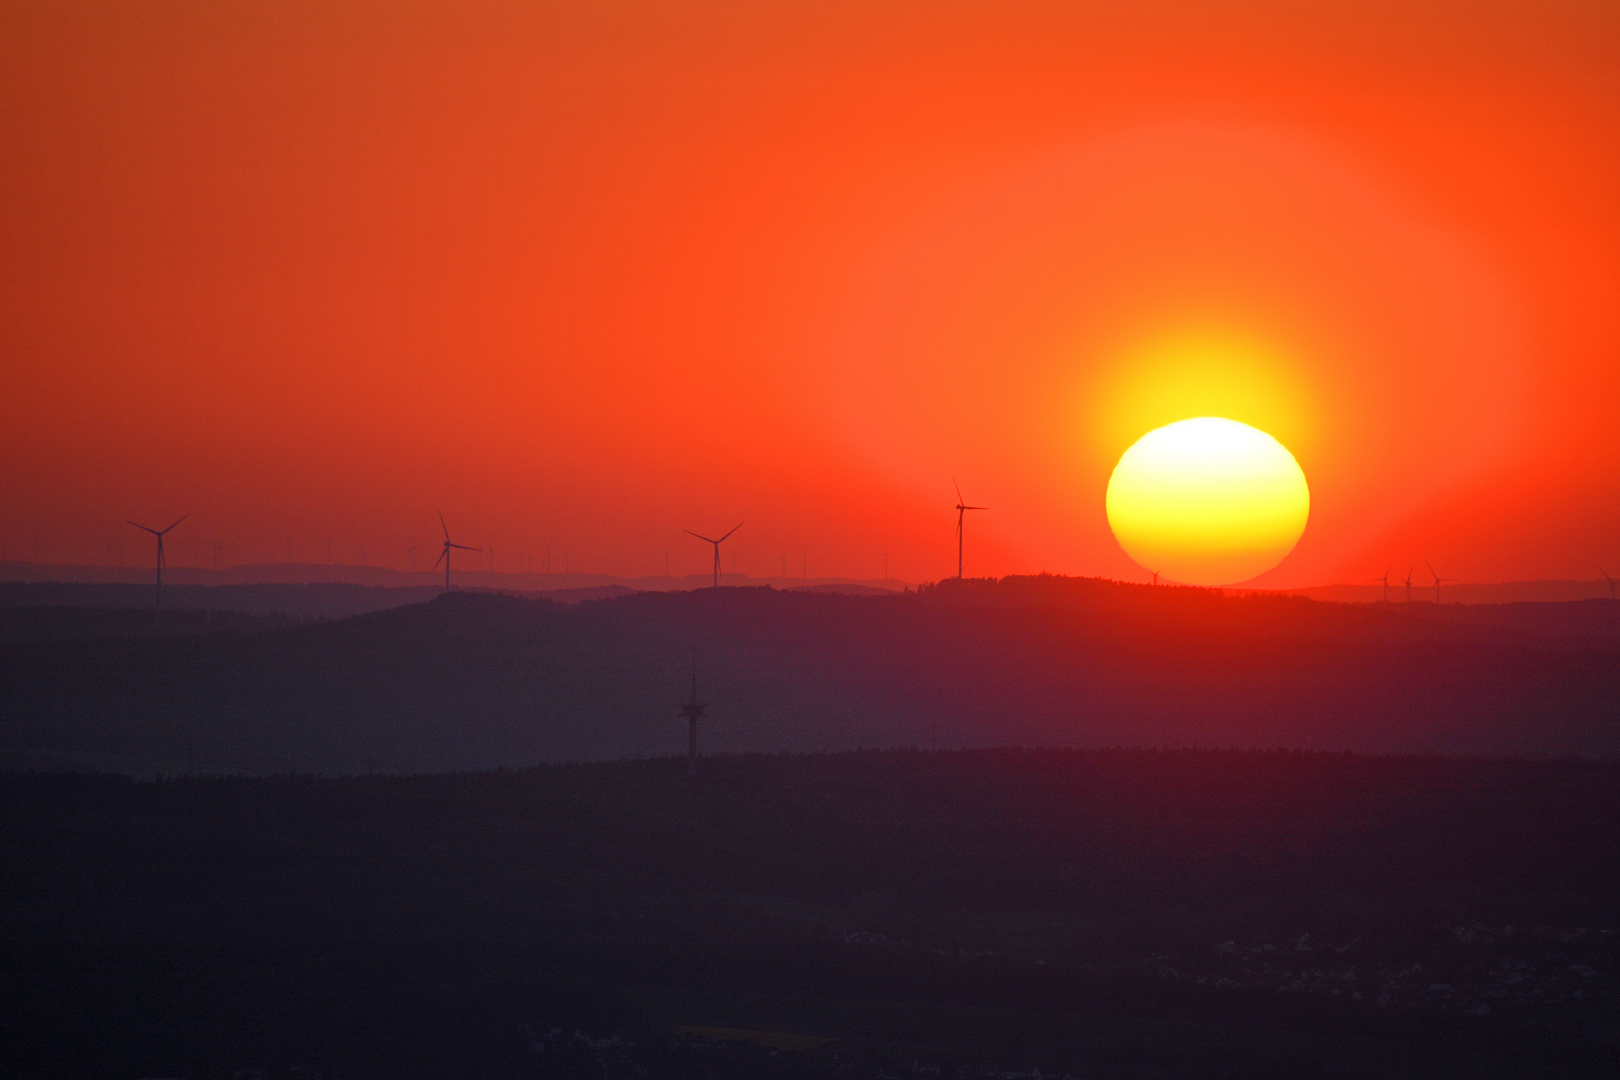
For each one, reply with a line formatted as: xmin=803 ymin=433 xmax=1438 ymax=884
xmin=439 ymin=512 xmax=450 ymax=541
xmin=161 ymin=513 xmax=190 ymax=534
xmin=717 ymin=521 xmax=745 ymax=542
xmin=964 ymin=505 xmax=988 ymax=510
xmin=953 ymin=479 xmax=965 ymax=505
xmin=126 ymin=520 xmax=159 ymax=535
xmin=449 ymin=543 xmax=480 ymax=551
xmin=684 ymin=530 xmax=719 ymax=544
xmin=1426 ymin=560 xmax=1438 ymax=581
xmin=432 ymin=549 xmax=446 ymax=570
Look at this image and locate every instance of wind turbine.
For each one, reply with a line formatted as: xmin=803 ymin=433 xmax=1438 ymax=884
xmin=1426 ymin=561 xmax=1454 ymax=603
xmin=678 ymin=658 xmax=709 ymax=777
xmin=126 ymin=514 xmax=189 ymax=609
xmin=684 ymin=522 xmax=743 ymax=588
xmin=433 ymin=513 xmax=480 ymax=592
xmin=1151 ymin=567 xmax=1166 ymax=586
xmin=1601 ymin=567 xmax=1616 ymax=601
xmin=1367 ymin=568 xmax=1392 ymax=602
xmin=953 ymin=481 xmax=987 ymax=579
xmin=1402 ymin=567 xmax=1415 ymax=603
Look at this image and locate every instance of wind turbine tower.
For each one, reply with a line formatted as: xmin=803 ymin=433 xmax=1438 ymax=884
xmin=1368 ymin=568 xmax=1392 ymax=602
xmin=433 ymin=513 xmax=480 ymax=592
xmin=953 ymin=482 xmax=987 ymax=579
xmin=684 ymin=522 xmax=743 ymax=588
xmin=1402 ymin=567 xmax=1414 ymax=603
xmin=1427 ymin=561 xmax=1454 ymax=603
xmin=678 ymin=659 xmax=709 ymax=776
xmin=126 ymin=514 xmax=189 ymax=609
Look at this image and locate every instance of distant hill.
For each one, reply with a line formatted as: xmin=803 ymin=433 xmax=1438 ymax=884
xmin=0 ymin=581 xmax=642 ymax=622
xmin=9 ymin=558 xmax=1614 ymax=604
xmin=0 ymin=559 xmax=903 ymax=594
xmin=1279 ymin=578 xmax=1617 ymax=605
xmin=790 ymin=582 xmax=904 ymax=596
xmin=2 ymin=575 xmax=1615 ymax=776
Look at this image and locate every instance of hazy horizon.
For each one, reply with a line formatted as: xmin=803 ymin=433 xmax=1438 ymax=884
xmin=5 ymin=555 xmax=1618 ymax=606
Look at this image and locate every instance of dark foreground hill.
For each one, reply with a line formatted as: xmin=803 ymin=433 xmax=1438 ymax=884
xmin=3 ymin=749 xmax=1617 ymax=1078
xmin=2 ymin=577 xmax=1617 ymax=774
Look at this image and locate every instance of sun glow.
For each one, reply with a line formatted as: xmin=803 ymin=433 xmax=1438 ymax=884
xmin=1106 ymin=418 xmax=1309 ymax=586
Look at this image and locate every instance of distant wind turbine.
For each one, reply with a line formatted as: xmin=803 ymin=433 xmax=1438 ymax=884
xmin=953 ymin=481 xmax=987 ymax=579
xmin=126 ymin=514 xmax=189 ymax=609
xmin=1367 ymin=568 xmax=1392 ymax=602
xmin=433 ymin=513 xmax=480 ymax=592
xmin=1601 ymin=567 xmax=1616 ymax=601
xmin=1426 ymin=561 xmax=1454 ymax=604
xmin=1151 ymin=567 xmax=1166 ymax=586
xmin=678 ymin=657 xmax=709 ymax=777
xmin=684 ymin=522 xmax=743 ymax=588
xmin=1402 ymin=567 xmax=1415 ymax=603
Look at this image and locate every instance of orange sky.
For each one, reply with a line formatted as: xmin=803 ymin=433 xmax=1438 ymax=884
xmin=3 ymin=1 xmax=1619 ymax=585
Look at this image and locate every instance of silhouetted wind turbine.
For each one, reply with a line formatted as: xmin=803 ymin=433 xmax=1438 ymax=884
xmin=678 ymin=657 xmax=709 ymax=777
xmin=1151 ymin=567 xmax=1165 ymax=586
xmin=1426 ymin=561 xmax=1454 ymax=603
xmin=1601 ymin=567 xmax=1616 ymax=601
xmin=1367 ymin=568 xmax=1392 ymax=602
xmin=1402 ymin=567 xmax=1415 ymax=603
xmin=126 ymin=514 xmax=189 ymax=609
xmin=433 ymin=513 xmax=480 ymax=592
xmin=953 ymin=481 xmax=987 ymax=579
xmin=684 ymin=522 xmax=743 ymax=588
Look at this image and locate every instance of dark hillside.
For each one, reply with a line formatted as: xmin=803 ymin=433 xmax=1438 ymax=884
xmin=302 ymin=575 xmax=1620 ymax=650
xmin=0 ymin=580 xmax=639 ymax=622
xmin=2 ymin=750 xmax=1617 ymax=1078
xmin=1 ymin=578 xmax=1616 ymax=775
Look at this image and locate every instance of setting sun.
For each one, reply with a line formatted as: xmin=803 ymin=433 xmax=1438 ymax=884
xmin=1106 ymin=418 xmax=1310 ymax=586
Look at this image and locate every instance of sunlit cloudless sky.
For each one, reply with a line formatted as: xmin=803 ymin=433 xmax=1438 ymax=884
xmin=3 ymin=1 xmax=1618 ymax=585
